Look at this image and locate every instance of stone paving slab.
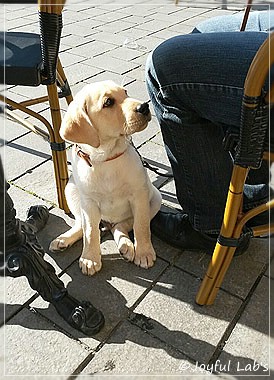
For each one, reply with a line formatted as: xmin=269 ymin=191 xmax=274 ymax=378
xmin=218 ymin=276 xmax=271 ymax=377
xmin=77 ymin=319 xmax=213 ymax=376
xmin=133 ymin=265 xmax=243 ymax=364
xmin=4 ymin=308 xmax=90 ymax=377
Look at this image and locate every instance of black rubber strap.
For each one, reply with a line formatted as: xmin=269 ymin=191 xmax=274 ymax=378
xmin=217 ymin=235 xmax=241 ymax=247
xmin=50 ymin=142 xmax=66 ymax=151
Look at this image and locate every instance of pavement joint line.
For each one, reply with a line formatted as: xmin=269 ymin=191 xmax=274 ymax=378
xmin=128 ymin=260 xmax=173 ymax=312
xmin=207 ymin=263 xmax=269 ymax=368
xmin=69 ymin=260 xmax=176 ymax=375
xmin=127 ymin=312 xmax=199 ymax=367
xmin=7 ymin=179 xmax=57 ymax=207
xmin=28 ymin=305 xmax=94 ymax=352
xmin=2 ymin=293 xmax=39 ymax=327
xmin=70 ymin=319 xmax=126 ymax=377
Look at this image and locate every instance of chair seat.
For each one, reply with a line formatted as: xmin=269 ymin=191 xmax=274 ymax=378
xmin=0 ymin=32 xmax=43 ymax=86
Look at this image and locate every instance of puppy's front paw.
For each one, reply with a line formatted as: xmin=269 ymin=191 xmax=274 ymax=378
xmin=79 ymin=256 xmax=102 ymax=276
xmin=134 ymin=245 xmax=156 ymax=269
xmin=49 ymin=237 xmax=71 ymax=252
xmin=118 ymin=237 xmax=135 ymax=262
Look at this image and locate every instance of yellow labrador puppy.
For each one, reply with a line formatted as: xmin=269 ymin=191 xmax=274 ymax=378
xmin=50 ymin=80 xmax=162 ymax=275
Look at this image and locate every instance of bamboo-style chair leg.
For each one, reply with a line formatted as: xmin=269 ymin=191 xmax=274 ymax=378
xmin=57 ymin=58 xmax=73 ymax=106
xmin=47 ymin=83 xmax=69 ymax=213
xmin=196 ymin=165 xmax=248 ymax=305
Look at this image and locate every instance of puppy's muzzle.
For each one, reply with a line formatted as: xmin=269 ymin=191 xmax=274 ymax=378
xmin=136 ymin=102 xmax=150 ymax=116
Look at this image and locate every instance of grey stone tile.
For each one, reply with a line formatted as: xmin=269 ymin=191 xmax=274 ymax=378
xmin=60 ymin=34 xmax=96 ymax=50
xmin=90 ymin=31 xmax=132 ymax=46
xmin=130 ymin=117 xmax=160 ymax=148
xmin=58 ymin=51 xmax=86 ymax=68
xmin=84 ymin=71 xmax=130 ymax=86
xmin=158 ymin=180 xmax=181 ymax=210
xmin=218 ymin=276 xmax=270 ymax=376
xmin=117 ymin=27 xmax=151 ymax=40
xmin=78 ymin=320 xmax=212 ymax=376
xmin=109 ymin=46 xmax=146 ymax=62
xmin=6 ymin=18 xmax=36 ymax=31
xmin=7 ymin=181 xmax=49 ymax=219
xmin=84 ymin=54 xmax=140 ymax=75
xmin=175 ymin=237 xmax=270 ymax=300
xmin=63 ymin=21 xmax=103 ymax=37
xmin=94 ymin=11 xmax=130 ymax=24
xmin=0 ymin=116 xmax=29 ymax=146
xmin=31 ymin=247 xmax=169 ymax=342
xmin=70 ymin=40 xmax=117 ymax=58
xmin=62 ymin=9 xmax=95 ymax=24
xmin=1 ymin=276 xmax=36 ymax=325
xmin=76 ymin=7 xmax=110 ymax=18
xmin=1 ymin=133 xmax=51 ymax=182
xmin=133 ymin=265 xmax=242 ymax=364
xmin=65 ymin=62 xmax=103 ymax=85
xmin=93 ymin=19 xmax=137 ymax=34
xmin=13 ymin=159 xmax=58 ymax=206
xmin=125 ymin=79 xmax=150 ymax=101
xmin=4 ymin=308 xmax=89 ymax=376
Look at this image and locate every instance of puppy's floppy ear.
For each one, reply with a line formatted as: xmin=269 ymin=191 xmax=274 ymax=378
xmin=60 ymin=97 xmax=100 ymax=148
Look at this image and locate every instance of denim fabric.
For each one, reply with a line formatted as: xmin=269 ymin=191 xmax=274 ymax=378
xmin=145 ymin=11 xmax=273 ymax=233
xmin=192 ymin=10 xmax=274 ymax=33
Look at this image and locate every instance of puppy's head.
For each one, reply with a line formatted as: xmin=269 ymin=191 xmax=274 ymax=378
xmin=60 ymin=80 xmax=151 ymax=147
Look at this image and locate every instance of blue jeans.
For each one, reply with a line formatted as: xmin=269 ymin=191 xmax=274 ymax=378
xmin=145 ymin=11 xmax=273 ymax=234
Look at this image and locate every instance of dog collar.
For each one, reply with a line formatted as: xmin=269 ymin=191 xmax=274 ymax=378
xmin=75 ymin=145 xmax=125 ymax=167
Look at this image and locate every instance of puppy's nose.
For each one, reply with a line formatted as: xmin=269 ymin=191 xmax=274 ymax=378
xmin=136 ymin=102 xmax=150 ymax=116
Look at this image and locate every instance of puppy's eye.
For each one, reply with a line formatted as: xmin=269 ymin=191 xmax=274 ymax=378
xmin=103 ymin=97 xmax=114 ymax=108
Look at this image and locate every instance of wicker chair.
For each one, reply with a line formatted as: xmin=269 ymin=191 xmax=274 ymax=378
xmin=196 ymin=31 xmax=274 ymax=305
xmin=0 ymin=0 xmax=72 ymax=213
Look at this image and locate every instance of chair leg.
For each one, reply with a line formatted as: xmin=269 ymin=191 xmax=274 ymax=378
xmin=47 ymin=83 xmax=69 ymax=213
xmin=57 ymin=58 xmax=73 ymax=105
xmin=196 ymin=165 xmax=248 ymax=305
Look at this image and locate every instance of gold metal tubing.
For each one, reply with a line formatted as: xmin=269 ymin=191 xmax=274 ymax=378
xmin=46 ymin=83 xmax=69 ymax=212
xmin=240 ymin=0 xmax=253 ymax=31
xmin=5 ymin=108 xmax=49 ymax=141
xmin=57 ymin=58 xmax=73 ymax=105
xmin=222 ymin=166 xmax=248 ymax=236
xmin=0 ymin=95 xmax=55 ymax=142
xmin=207 ymin=247 xmax=237 ymax=305
xmin=263 ymin=152 xmax=274 ymax=161
xmin=19 ymin=96 xmax=49 ymax=107
xmin=235 ymin=199 xmax=274 ymax=236
xmin=244 ymin=33 xmax=274 ymax=98
xmin=252 ymin=223 xmax=274 ymax=237
xmin=196 ymin=243 xmax=229 ymax=305
xmin=196 ymin=166 xmax=248 ymax=305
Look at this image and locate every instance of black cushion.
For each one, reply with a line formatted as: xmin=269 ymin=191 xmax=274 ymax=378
xmin=0 ymin=32 xmax=43 ymax=86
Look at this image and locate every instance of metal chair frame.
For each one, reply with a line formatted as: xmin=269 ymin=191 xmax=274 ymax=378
xmin=196 ymin=32 xmax=274 ymax=305
xmin=0 ymin=0 xmax=72 ymax=213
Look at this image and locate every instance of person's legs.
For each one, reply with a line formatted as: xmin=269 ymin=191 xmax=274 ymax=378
xmin=192 ymin=10 xmax=274 ymax=33
xmin=146 ymin=31 xmax=269 ymax=234
xmin=0 ymin=157 xmax=104 ymax=335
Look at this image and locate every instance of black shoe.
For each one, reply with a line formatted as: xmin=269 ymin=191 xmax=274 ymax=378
xmin=151 ymin=211 xmax=250 ymax=255
xmin=53 ymin=294 xmax=105 ymax=336
xmin=26 ymin=205 xmax=49 ymax=233
xmin=246 ymin=208 xmax=273 ymax=228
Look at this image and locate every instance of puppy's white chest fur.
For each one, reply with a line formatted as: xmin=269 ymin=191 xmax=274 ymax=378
xmin=72 ymin=144 xmax=152 ymax=224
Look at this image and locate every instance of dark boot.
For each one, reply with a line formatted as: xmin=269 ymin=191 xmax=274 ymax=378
xmin=2 ymin=205 xmax=104 ymax=336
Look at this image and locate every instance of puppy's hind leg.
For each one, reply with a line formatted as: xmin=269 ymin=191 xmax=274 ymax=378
xmin=50 ymin=177 xmax=83 ymax=252
xmin=111 ymin=219 xmax=135 ymax=262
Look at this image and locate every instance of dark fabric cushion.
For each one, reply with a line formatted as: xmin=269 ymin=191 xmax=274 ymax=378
xmin=0 ymin=31 xmax=43 ymax=86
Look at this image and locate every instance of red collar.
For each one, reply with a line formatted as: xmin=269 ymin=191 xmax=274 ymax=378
xmin=76 ymin=145 xmax=125 ymax=167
